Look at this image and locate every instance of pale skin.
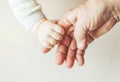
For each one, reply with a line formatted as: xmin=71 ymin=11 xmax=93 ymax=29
xmin=55 ymin=0 xmax=119 ymax=68
xmin=33 ymin=18 xmax=65 ymax=53
xmin=8 ymin=0 xmax=120 ymax=68
xmin=34 ymin=0 xmax=120 ymax=68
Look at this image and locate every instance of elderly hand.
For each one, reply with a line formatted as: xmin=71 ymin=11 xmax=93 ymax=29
xmin=56 ymin=0 xmax=120 ymax=68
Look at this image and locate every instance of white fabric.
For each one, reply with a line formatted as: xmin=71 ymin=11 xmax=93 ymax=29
xmin=8 ymin=0 xmax=45 ymax=31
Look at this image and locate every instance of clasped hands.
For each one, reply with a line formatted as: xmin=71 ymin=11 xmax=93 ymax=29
xmin=35 ymin=0 xmax=119 ymax=68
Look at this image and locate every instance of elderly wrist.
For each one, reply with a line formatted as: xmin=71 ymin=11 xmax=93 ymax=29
xmin=108 ymin=0 xmax=120 ymax=22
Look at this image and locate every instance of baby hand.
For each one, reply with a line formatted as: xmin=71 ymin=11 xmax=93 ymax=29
xmin=33 ymin=18 xmax=65 ymax=53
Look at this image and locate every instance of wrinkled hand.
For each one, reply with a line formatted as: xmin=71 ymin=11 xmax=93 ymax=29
xmin=56 ymin=0 xmax=118 ymax=68
xmin=55 ymin=25 xmax=85 ymax=68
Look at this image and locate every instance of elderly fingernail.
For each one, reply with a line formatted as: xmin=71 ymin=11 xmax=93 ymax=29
xmin=55 ymin=52 xmax=65 ymax=65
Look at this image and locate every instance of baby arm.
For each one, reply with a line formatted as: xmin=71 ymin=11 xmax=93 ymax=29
xmin=8 ymin=0 xmax=65 ymax=53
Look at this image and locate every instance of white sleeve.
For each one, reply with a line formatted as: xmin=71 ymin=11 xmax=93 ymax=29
xmin=8 ymin=0 xmax=46 ymax=31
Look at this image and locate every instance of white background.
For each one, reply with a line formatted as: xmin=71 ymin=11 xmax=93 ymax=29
xmin=0 ymin=0 xmax=120 ymax=82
